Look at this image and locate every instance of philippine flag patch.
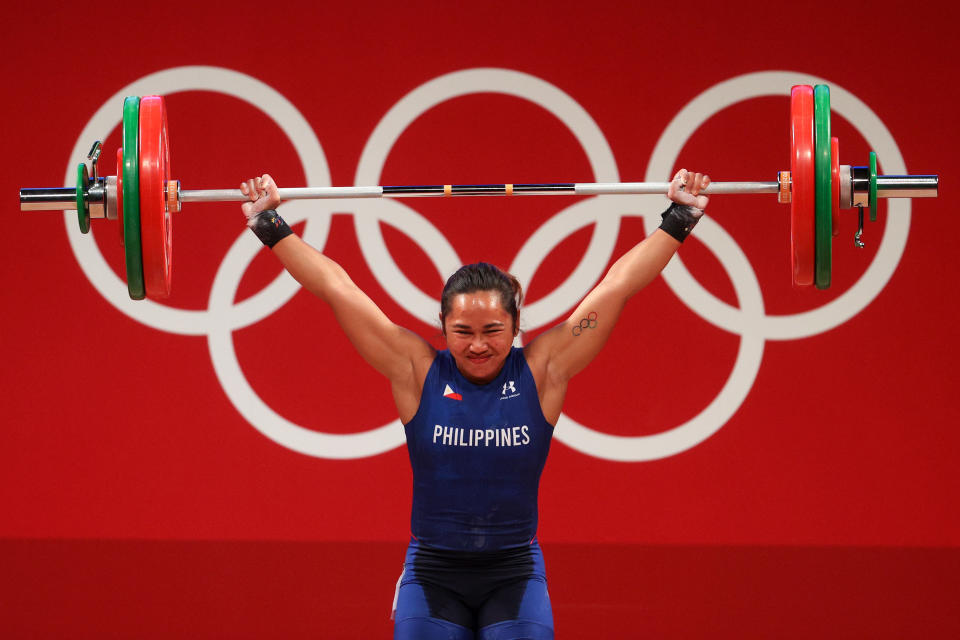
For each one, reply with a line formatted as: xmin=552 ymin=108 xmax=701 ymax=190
xmin=443 ymin=384 xmax=462 ymax=401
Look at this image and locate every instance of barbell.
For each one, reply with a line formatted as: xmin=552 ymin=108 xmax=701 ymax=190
xmin=19 ymin=86 xmax=939 ymax=300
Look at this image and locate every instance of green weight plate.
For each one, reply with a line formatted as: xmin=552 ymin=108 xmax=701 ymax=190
xmin=76 ymin=163 xmax=90 ymax=234
xmin=122 ymin=96 xmax=145 ymax=300
xmin=813 ymin=85 xmax=832 ymax=289
xmin=869 ymin=151 xmax=878 ymax=222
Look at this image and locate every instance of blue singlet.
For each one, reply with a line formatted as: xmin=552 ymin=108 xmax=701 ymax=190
xmin=395 ymin=348 xmax=556 ymax=638
xmin=403 ymin=347 xmax=554 ymax=551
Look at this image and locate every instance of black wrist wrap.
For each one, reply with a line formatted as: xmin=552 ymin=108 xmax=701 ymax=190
xmin=249 ymin=209 xmax=293 ymax=248
xmin=658 ymin=202 xmax=703 ymax=242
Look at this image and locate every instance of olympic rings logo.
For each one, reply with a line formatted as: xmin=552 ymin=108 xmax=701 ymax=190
xmin=63 ymin=66 xmax=912 ymax=462
xmin=571 ymin=312 xmax=599 ymax=337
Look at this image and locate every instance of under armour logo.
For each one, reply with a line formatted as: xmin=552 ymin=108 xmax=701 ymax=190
xmin=502 ymin=381 xmax=516 ymax=395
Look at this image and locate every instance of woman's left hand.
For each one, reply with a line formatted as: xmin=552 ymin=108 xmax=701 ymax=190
xmin=240 ymin=174 xmax=282 ymax=224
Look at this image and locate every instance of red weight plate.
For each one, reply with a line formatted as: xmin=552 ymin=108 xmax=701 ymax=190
xmin=117 ymin=147 xmax=124 ymax=247
xmin=139 ymin=95 xmax=173 ymax=299
xmin=790 ymin=85 xmax=815 ymax=287
xmin=831 ymin=136 xmax=840 ymax=237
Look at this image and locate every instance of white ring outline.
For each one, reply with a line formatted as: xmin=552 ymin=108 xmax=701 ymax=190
xmin=649 ymin=72 xmax=910 ymax=340
xmin=209 ymin=67 xmax=627 ymax=458
xmin=63 ymin=68 xmax=911 ymax=461
xmin=553 ymin=71 xmax=910 ymax=461
xmin=352 ymin=68 xmax=622 ymax=326
xmin=64 ymin=66 xmax=333 ymax=334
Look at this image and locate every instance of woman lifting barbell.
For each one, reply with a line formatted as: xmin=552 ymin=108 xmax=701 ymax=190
xmin=238 ymin=168 xmax=710 ymax=640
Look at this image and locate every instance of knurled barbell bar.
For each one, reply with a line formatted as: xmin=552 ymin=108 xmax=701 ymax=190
xmin=19 ymin=85 xmax=939 ymax=300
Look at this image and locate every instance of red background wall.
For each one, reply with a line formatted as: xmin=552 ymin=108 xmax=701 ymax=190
xmin=2 ymin=1 xmax=958 ymax=637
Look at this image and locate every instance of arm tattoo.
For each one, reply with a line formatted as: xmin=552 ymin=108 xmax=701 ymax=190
xmin=572 ymin=311 xmax=598 ymax=336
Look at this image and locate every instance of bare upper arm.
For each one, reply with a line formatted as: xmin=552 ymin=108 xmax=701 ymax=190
xmin=272 ymin=235 xmax=436 ymax=418
xmin=525 ymin=279 xmax=630 ymax=421
xmin=525 ymin=229 xmax=682 ymax=419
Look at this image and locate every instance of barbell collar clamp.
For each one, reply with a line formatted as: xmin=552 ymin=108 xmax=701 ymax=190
xmin=105 ymin=176 xmax=117 ymax=220
xmin=87 ymin=140 xmax=102 ymax=179
xmin=855 ymin=205 xmax=866 ymax=248
xmin=851 ymin=166 xmax=871 ymax=208
xmin=839 ymin=165 xmax=852 ymax=208
xmin=86 ymin=177 xmax=107 ymax=219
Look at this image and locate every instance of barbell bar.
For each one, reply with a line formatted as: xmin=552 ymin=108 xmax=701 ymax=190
xmin=22 ymin=174 xmax=940 ymax=207
xmin=18 ymin=86 xmax=939 ymax=300
xmin=19 ymin=178 xmax=787 ymax=208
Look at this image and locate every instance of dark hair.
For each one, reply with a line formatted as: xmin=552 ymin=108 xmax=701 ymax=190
xmin=440 ymin=263 xmax=524 ymax=332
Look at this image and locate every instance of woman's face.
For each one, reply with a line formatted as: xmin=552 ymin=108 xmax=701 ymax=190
xmin=442 ymin=290 xmax=518 ymax=385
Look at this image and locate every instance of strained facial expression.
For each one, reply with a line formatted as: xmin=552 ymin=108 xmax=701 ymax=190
xmin=442 ymin=291 xmax=517 ymax=384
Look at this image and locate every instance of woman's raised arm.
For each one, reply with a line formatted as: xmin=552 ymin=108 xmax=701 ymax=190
xmin=524 ymin=169 xmax=710 ymax=423
xmin=241 ymin=175 xmax=435 ymax=421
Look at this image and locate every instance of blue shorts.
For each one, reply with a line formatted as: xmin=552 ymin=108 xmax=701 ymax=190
xmin=392 ymin=540 xmax=554 ymax=640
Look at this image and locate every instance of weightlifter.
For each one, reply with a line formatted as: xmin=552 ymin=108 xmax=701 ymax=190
xmin=239 ymin=168 xmax=709 ymax=639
